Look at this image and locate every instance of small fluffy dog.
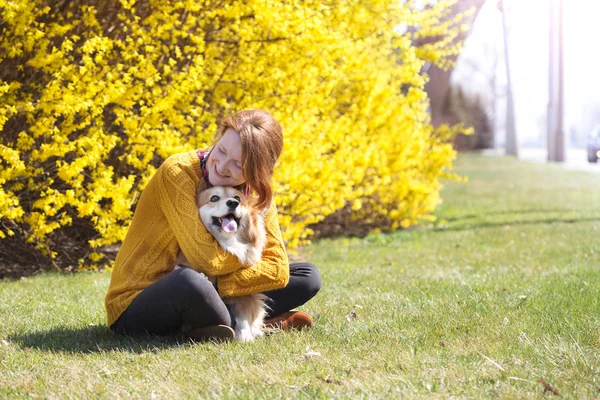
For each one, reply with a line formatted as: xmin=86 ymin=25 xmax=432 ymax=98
xmin=175 ymin=186 xmax=268 ymax=342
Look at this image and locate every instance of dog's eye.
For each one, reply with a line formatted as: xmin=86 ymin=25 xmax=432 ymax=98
xmin=234 ymin=196 xmax=240 ymax=202
xmin=210 ymin=195 xmax=220 ymax=202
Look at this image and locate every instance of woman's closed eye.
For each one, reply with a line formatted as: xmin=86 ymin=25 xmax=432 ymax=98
xmin=220 ymin=146 xmax=241 ymax=169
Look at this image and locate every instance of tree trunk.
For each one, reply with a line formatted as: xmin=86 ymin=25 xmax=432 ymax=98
xmin=424 ymin=0 xmax=486 ymax=127
xmin=547 ymin=0 xmax=565 ymax=162
xmin=499 ymin=0 xmax=518 ymax=156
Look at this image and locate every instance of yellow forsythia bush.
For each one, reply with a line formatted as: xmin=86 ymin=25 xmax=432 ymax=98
xmin=0 ymin=0 xmax=469 ymax=271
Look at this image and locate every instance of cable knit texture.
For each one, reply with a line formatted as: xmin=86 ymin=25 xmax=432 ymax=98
xmin=105 ymin=150 xmax=289 ymax=327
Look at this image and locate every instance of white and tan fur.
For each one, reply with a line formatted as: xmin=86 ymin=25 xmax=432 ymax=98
xmin=175 ymin=186 xmax=268 ymax=342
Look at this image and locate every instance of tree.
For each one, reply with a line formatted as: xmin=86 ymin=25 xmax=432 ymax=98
xmin=420 ymin=0 xmax=487 ymax=128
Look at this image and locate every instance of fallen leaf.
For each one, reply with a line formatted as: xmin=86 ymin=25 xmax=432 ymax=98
xmin=539 ymin=378 xmax=560 ymax=396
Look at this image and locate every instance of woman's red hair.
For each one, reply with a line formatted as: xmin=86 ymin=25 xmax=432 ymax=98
xmin=213 ymin=110 xmax=283 ymax=210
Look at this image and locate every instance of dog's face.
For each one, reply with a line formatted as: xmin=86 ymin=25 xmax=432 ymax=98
xmin=197 ymin=186 xmax=250 ymax=236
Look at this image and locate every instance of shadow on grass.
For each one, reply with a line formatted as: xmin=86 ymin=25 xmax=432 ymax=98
xmin=439 ymin=208 xmax=573 ymax=223
xmin=8 ymin=325 xmax=192 ymax=354
xmin=433 ymin=216 xmax=600 ymax=232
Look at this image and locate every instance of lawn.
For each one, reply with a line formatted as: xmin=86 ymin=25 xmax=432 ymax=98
xmin=1 ymin=153 xmax=599 ymax=398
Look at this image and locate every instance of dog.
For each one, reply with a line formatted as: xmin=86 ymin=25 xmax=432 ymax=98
xmin=175 ymin=186 xmax=268 ymax=342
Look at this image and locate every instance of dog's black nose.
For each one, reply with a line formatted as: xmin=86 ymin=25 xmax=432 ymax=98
xmin=226 ymin=199 xmax=239 ymax=209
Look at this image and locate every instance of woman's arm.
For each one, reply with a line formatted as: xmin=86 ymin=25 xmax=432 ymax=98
xmin=156 ymin=153 xmax=245 ymax=276
xmin=217 ymin=201 xmax=290 ymax=297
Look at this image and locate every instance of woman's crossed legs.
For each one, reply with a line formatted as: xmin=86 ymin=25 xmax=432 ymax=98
xmin=111 ymin=263 xmax=321 ymax=336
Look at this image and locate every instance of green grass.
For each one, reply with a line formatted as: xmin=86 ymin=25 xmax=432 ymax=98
xmin=2 ymin=153 xmax=600 ymax=398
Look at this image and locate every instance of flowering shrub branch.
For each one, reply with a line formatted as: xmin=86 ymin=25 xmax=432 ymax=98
xmin=0 ymin=0 xmax=470 ymax=271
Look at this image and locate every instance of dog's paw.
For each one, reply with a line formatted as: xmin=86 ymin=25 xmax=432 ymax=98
xmin=236 ymin=327 xmax=256 ymax=342
xmin=245 ymin=248 xmax=262 ymax=266
xmin=251 ymin=327 xmax=264 ymax=337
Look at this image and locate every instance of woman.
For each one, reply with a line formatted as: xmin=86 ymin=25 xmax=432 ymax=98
xmin=105 ymin=109 xmax=321 ymax=341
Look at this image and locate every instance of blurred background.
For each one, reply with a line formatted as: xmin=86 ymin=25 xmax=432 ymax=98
xmin=425 ymin=0 xmax=600 ymax=171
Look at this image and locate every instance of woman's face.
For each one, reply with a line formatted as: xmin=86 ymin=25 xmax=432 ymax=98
xmin=207 ymin=128 xmax=245 ymax=187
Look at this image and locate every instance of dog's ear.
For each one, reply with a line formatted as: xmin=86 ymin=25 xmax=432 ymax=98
xmin=240 ymin=208 xmax=261 ymax=246
xmin=246 ymin=193 xmax=261 ymax=209
xmin=197 ymin=178 xmax=208 ymax=195
xmin=197 ymin=184 xmax=213 ymax=207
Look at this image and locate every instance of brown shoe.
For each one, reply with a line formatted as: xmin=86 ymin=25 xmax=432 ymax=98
xmin=185 ymin=324 xmax=235 ymax=343
xmin=263 ymin=311 xmax=313 ymax=332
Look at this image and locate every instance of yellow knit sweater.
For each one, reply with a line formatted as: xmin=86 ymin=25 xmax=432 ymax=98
xmin=105 ymin=150 xmax=290 ymax=327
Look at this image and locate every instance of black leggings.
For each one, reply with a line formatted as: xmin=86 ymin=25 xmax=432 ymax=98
xmin=111 ymin=262 xmax=322 ymax=336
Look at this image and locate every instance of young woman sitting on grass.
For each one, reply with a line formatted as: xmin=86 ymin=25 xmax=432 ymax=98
xmin=105 ymin=109 xmax=321 ymax=341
